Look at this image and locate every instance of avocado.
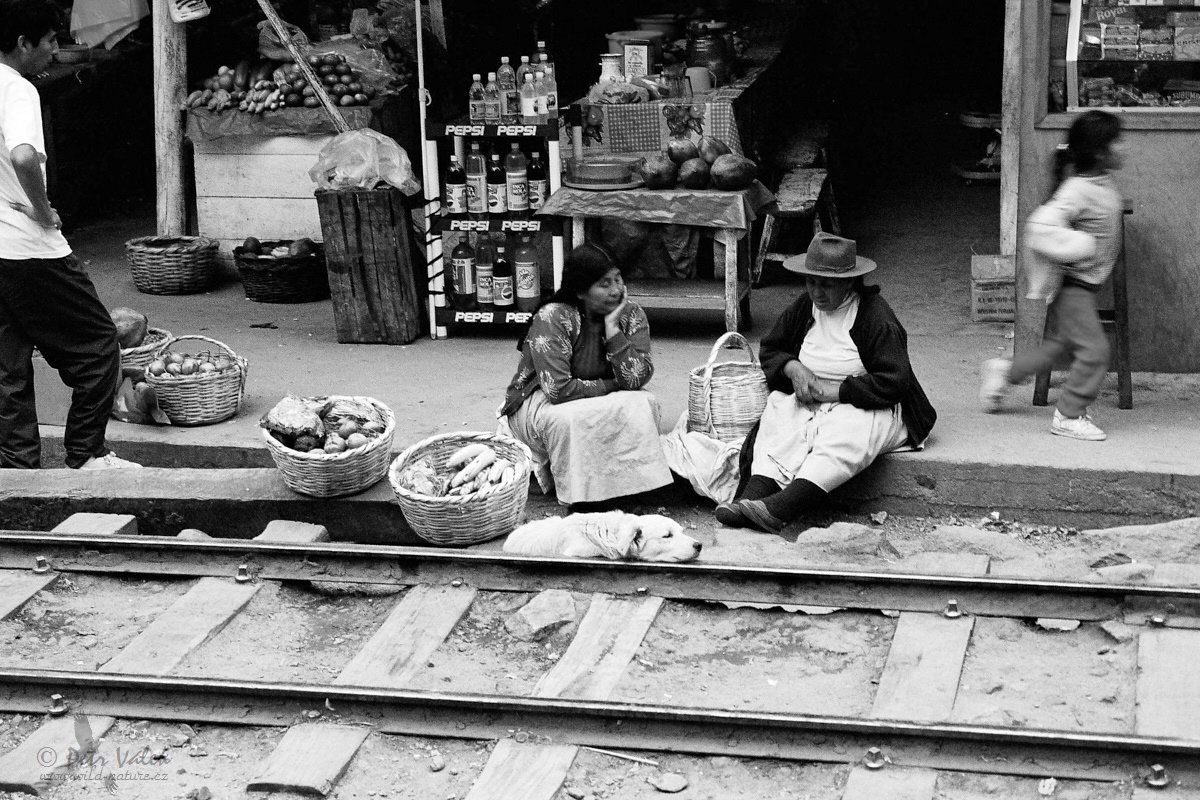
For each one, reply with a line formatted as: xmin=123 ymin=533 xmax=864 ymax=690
xmin=242 ymin=236 xmax=262 ymax=255
xmin=287 ymin=238 xmax=316 ymax=258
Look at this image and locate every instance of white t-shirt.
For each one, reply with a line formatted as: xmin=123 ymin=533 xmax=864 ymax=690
xmin=0 ymin=63 xmax=71 ymax=259
xmin=798 ymin=293 xmax=867 ymax=381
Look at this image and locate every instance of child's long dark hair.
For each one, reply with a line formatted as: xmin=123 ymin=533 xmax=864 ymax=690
xmin=1053 ymin=110 xmax=1121 ymax=189
xmin=515 ymin=241 xmax=620 ymax=350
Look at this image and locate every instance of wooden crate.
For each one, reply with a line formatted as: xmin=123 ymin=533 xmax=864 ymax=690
xmin=192 ymin=135 xmax=330 ymax=261
xmin=316 ymin=187 xmax=422 ymax=344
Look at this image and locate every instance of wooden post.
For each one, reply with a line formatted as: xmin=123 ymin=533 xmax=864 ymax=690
xmin=153 ymin=0 xmax=187 ymax=236
xmin=999 ymin=0 xmax=1023 ymax=257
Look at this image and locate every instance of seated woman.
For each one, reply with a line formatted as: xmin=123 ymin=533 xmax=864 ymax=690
xmin=499 ymin=242 xmax=673 ymax=507
xmin=715 ymin=233 xmax=936 ymax=534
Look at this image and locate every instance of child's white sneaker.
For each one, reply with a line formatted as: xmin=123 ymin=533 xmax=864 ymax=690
xmin=1051 ymin=410 xmax=1107 ymax=441
xmin=979 ymin=358 xmax=1012 ymax=413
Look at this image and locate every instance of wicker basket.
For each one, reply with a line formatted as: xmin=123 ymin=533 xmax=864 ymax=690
xmin=389 ymin=431 xmax=532 ymax=546
xmin=688 ymin=331 xmax=769 ymax=443
xmin=144 ymin=335 xmax=248 ymax=426
xmin=126 ymin=236 xmax=219 ymax=295
xmin=120 ymin=327 xmax=173 ymax=372
xmin=234 ymin=241 xmax=331 ymax=304
xmin=263 ymin=396 xmax=395 ymax=498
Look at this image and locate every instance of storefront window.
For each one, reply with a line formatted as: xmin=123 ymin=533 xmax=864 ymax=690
xmin=1065 ymin=0 xmax=1200 ymax=110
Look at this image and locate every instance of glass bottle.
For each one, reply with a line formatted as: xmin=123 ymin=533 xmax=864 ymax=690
xmin=504 ymin=143 xmax=528 ymax=217
xmin=487 ymin=154 xmax=508 ymax=215
xmin=492 ymin=243 xmax=514 ymax=309
xmin=483 ymin=71 xmax=501 ymax=124
xmin=449 ymin=238 xmax=477 ymax=311
xmin=467 ymin=73 xmax=485 ymax=123
xmin=465 ymin=141 xmax=487 ymax=215
xmin=443 ymin=154 xmax=467 ymax=214
xmin=475 ymin=234 xmax=495 ymax=311
xmin=497 ymin=56 xmax=519 ymax=123
xmin=514 ymin=233 xmax=540 ymax=312
xmin=527 ymin=151 xmax=548 ymax=210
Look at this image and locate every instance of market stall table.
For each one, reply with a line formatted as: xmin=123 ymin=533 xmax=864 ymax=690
xmin=537 ymin=181 xmax=774 ymax=332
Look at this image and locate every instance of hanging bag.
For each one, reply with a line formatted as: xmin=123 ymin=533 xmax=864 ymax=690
xmin=687 ymin=331 xmax=768 ymax=443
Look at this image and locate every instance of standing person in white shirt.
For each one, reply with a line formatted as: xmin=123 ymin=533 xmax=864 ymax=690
xmin=0 ymin=0 xmax=140 ymax=470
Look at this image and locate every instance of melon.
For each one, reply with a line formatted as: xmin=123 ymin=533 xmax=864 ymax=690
xmin=639 ymin=152 xmax=679 ymax=190
xmin=678 ymin=158 xmax=711 ymax=190
xmin=666 ymin=137 xmax=700 ymax=166
xmin=696 ymin=136 xmax=731 ymax=165
xmin=709 ymin=154 xmax=758 ymax=191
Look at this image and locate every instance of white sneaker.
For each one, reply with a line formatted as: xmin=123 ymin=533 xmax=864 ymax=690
xmin=77 ymin=452 xmax=144 ymax=470
xmin=979 ymin=358 xmax=1012 ymax=413
xmin=1051 ymin=410 xmax=1107 ymax=441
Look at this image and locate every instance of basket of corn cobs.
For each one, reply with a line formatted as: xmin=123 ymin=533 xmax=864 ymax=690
xmin=389 ymin=431 xmax=532 ymax=546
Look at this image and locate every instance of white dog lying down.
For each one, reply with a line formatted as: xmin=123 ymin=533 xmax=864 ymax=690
xmin=503 ymin=511 xmax=702 ymax=562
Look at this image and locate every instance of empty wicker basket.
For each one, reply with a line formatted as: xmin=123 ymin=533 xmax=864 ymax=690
xmin=263 ymin=396 xmax=396 ymax=498
xmin=126 ymin=236 xmax=218 ymax=295
xmin=688 ymin=331 xmax=769 ymax=443
xmin=389 ymin=431 xmax=532 ymax=546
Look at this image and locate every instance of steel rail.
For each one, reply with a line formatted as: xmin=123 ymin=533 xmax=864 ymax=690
xmin=1 ymin=531 xmax=1198 ymax=621
xmin=1 ymin=668 xmax=1197 ymax=783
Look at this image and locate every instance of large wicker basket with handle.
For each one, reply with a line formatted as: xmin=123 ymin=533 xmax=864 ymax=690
xmin=262 ymin=396 xmax=395 ymax=498
xmin=389 ymin=431 xmax=532 ymax=546
xmin=126 ymin=236 xmax=219 ymax=295
xmin=687 ymin=331 xmax=769 ymax=443
xmin=143 ymin=335 xmax=247 ymax=426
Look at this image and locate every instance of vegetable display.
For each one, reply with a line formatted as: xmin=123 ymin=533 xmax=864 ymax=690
xmin=397 ymin=443 xmax=517 ymax=498
xmin=184 ymin=54 xmax=376 ymax=114
xmin=260 ymin=395 xmax=387 ymax=454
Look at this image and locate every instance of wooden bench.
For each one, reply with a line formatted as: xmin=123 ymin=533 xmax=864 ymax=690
xmin=753 ymin=166 xmax=841 ymax=285
xmin=771 ymin=120 xmax=831 ymax=170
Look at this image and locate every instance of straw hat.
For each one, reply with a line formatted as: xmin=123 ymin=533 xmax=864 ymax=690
xmin=784 ymin=232 xmax=877 ymax=278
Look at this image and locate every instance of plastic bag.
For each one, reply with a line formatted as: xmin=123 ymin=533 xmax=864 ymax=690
xmin=660 ymin=411 xmax=741 ymax=504
xmin=258 ymin=19 xmax=309 ymax=61
xmin=111 ymin=370 xmax=169 ymax=425
xmin=308 ymin=128 xmax=422 ymax=195
xmin=306 ymin=40 xmax=395 ymax=93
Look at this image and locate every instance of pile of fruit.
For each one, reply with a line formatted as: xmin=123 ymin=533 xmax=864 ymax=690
xmin=637 ymin=136 xmax=758 ymax=191
xmin=398 ymin=443 xmax=517 ymax=498
xmin=184 ymin=54 xmax=376 ymax=114
xmin=147 ymin=350 xmax=238 ymax=378
xmin=239 ymin=237 xmax=319 ymax=259
xmin=261 ymin=395 xmax=387 ymax=455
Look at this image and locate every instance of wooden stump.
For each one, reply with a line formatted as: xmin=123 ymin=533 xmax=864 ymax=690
xmin=316 ymin=188 xmax=422 ymax=344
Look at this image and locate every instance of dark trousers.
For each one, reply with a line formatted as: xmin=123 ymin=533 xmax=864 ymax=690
xmin=0 ymin=255 xmax=119 ymax=468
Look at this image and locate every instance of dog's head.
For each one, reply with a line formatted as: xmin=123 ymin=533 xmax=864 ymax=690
xmin=616 ymin=514 xmax=702 ymax=562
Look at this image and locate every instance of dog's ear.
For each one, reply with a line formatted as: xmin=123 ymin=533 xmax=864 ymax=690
xmin=617 ymin=524 xmax=644 ymax=559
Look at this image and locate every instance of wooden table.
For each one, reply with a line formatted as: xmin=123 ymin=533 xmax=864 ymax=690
xmin=537 ymin=181 xmax=774 ymax=332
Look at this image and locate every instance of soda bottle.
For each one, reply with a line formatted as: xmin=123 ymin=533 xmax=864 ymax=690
xmin=492 ymin=243 xmax=514 ymax=310
xmin=475 ymin=233 xmax=495 ymax=311
xmin=519 ymin=73 xmax=538 ymax=125
xmin=539 ymin=57 xmax=558 ymax=118
xmin=497 ymin=56 xmax=519 ymax=123
xmin=449 ymin=239 xmax=477 ymax=311
xmin=487 ymin=154 xmax=508 ymax=215
xmin=514 ymin=233 xmax=540 ymax=312
xmin=505 ymin=143 xmax=528 ymax=216
xmin=514 ymin=56 xmax=533 ymax=97
xmin=533 ymin=71 xmax=548 ymax=125
xmin=465 ymin=141 xmax=487 ymax=215
xmin=527 ymin=151 xmax=549 ymax=210
xmin=467 ymin=73 xmax=485 ymax=123
xmin=444 ymin=154 xmax=467 ymax=214
xmin=483 ymin=71 xmax=501 ymax=124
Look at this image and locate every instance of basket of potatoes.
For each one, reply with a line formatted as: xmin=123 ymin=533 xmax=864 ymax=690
xmin=144 ymin=335 xmax=247 ymax=426
xmin=261 ymin=395 xmax=395 ymax=498
xmin=389 ymin=431 xmax=532 ymax=546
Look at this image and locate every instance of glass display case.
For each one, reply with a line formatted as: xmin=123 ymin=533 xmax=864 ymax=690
xmin=1066 ymin=0 xmax=1200 ymax=110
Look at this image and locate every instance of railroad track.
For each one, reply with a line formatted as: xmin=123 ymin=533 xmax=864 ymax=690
xmin=2 ymin=526 xmax=1199 ymax=798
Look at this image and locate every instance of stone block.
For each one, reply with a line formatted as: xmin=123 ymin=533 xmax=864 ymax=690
xmin=255 ymin=520 xmax=330 ymax=543
xmin=51 ymin=513 xmax=137 ymax=536
xmin=505 ymin=589 xmax=576 ymax=641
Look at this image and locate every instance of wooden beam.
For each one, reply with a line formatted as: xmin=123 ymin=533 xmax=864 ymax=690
xmin=0 ymin=714 xmax=116 ymax=794
xmin=871 ymin=613 xmax=975 ymax=723
xmin=463 ymin=740 xmax=577 ymax=800
xmin=0 ymin=570 xmax=57 ymax=621
xmin=152 ymin=0 xmax=187 ymax=236
xmin=247 ymin=724 xmax=369 ymax=795
xmin=841 ymin=766 xmax=938 ymax=800
xmin=1135 ymin=628 xmax=1200 ymax=739
xmin=1000 ymin=0 xmax=1023 ymax=256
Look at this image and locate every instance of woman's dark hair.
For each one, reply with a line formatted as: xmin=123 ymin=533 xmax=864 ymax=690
xmin=0 ymin=0 xmax=62 ymax=54
xmin=516 ymin=241 xmax=619 ymax=350
xmin=1053 ymin=110 xmax=1121 ymax=188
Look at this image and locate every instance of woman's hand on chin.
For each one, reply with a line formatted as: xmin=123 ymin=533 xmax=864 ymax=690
xmin=604 ymin=290 xmax=628 ymax=338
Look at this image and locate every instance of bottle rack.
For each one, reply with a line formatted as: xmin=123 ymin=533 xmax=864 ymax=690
xmin=422 ymin=122 xmax=564 ymax=339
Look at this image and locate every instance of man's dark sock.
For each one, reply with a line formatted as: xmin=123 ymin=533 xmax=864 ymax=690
xmin=740 ymin=475 xmax=780 ymax=502
xmin=764 ymin=479 xmax=828 ymax=522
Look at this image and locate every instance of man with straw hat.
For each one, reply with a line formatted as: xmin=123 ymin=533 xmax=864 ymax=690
xmin=715 ymin=232 xmax=936 ymax=534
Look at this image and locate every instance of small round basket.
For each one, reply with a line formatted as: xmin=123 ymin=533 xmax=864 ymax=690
xmin=144 ymin=334 xmax=248 ymax=426
xmin=126 ymin=236 xmax=219 ymax=295
xmin=688 ymin=331 xmax=769 ymax=443
xmin=262 ymin=396 xmax=396 ymax=498
xmin=119 ymin=327 xmax=173 ymax=373
xmin=389 ymin=431 xmax=532 ymax=547
xmin=234 ymin=241 xmax=330 ymax=304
